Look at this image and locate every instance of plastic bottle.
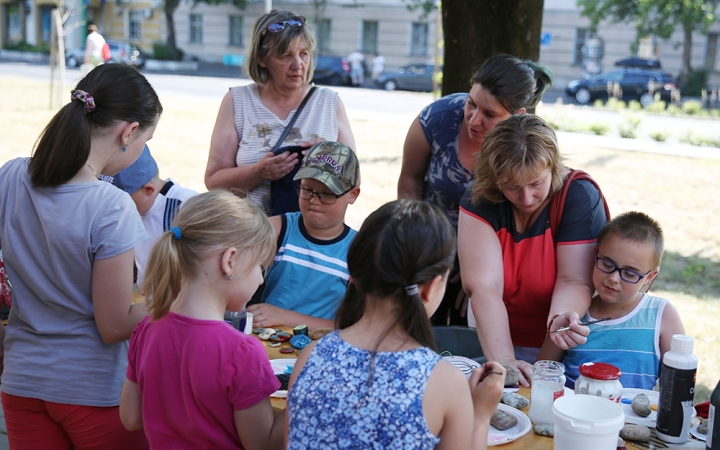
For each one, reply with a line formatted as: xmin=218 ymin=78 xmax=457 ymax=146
xmin=656 ymin=334 xmax=698 ymax=443
xmin=707 ymin=378 xmax=720 ymax=450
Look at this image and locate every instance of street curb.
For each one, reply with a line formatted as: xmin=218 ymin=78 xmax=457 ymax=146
xmin=0 ymin=50 xmax=49 ymax=64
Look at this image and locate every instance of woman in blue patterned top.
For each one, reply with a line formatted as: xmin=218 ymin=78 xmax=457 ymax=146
xmin=398 ymin=54 xmax=553 ymax=327
xmin=286 ymin=199 xmax=505 ymax=449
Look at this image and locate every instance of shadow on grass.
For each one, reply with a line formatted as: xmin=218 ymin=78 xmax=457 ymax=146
xmin=652 ymin=251 xmax=720 ymax=299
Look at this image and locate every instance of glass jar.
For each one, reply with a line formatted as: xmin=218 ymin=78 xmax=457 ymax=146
xmin=574 ymin=362 xmax=623 ymax=403
xmin=528 ymin=360 xmax=566 ymax=424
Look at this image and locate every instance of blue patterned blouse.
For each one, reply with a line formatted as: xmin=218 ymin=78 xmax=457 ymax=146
xmin=418 ymin=93 xmax=474 ymax=228
xmin=287 ymin=331 xmax=442 ymax=449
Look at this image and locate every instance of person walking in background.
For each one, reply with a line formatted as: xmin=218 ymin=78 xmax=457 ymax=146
xmin=83 ymin=24 xmax=106 ymax=75
xmin=347 ymin=49 xmax=365 ymax=87
xmin=371 ymin=52 xmax=385 ymax=82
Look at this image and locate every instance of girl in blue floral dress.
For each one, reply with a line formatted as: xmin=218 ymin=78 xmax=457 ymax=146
xmin=286 ymin=199 xmax=505 ymax=449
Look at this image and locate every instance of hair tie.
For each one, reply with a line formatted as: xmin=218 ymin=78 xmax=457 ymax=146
xmin=171 ymin=226 xmax=182 ymax=240
xmin=405 ymin=284 xmax=419 ymax=296
xmin=70 ymin=89 xmax=96 ymax=114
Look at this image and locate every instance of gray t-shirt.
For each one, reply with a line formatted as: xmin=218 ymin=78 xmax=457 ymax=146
xmin=0 ymin=158 xmax=147 ymax=406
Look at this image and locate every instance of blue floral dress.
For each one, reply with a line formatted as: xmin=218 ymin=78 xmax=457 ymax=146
xmin=418 ymin=93 xmax=474 ymax=228
xmin=287 ymin=331 xmax=442 ymax=449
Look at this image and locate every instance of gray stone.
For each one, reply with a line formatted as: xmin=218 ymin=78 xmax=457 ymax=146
xmin=503 ymin=366 xmax=519 ymax=387
xmin=490 ymin=409 xmax=518 ymax=431
xmin=698 ymin=420 xmax=708 ymax=435
xmin=533 ymin=424 xmax=554 ymax=437
xmin=631 ymin=393 xmax=652 ymax=417
xmin=620 ymin=424 xmax=652 ymax=442
xmin=501 ymin=392 xmax=530 ymax=409
xmin=617 ymin=436 xmax=625 ymax=447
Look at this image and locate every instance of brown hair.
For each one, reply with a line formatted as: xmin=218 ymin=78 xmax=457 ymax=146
xmin=142 ymin=190 xmax=276 ymax=321
xmin=335 ymin=199 xmax=456 ymax=351
xmin=471 ymin=54 xmax=553 ymax=113
xmin=245 ymin=10 xmax=316 ymax=85
xmin=29 ymin=64 xmax=162 ymax=187
xmin=471 ymin=114 xmax=567 ymax=204
xmin=597 ymin=211 xmax=664 ymax=268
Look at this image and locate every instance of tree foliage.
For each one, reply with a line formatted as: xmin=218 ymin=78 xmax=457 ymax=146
xmin=577 ymin=0 xmax=719 ymax=83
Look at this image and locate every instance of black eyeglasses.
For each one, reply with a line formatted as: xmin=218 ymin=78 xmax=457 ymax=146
xmin=595 ymin=251 xmax=652 ymax=284
xmin=267 ymin=16 xmax=306 ymax=34
xmin=297 ymin=186 xmax=340 ymax=205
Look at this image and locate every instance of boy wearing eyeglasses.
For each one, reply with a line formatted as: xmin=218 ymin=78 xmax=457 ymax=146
xmin=248 ymin=141 xmax=360 ymax=332
xmin=545 ymin=211 xmax=685 ymax=390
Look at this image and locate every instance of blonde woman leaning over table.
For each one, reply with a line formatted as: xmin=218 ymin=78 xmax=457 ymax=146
xmin=458 ymin=115 xmax=609 ymax=387
xmin=205 ymin=9 xmax=355 ymax=214
xmin=0 ymin=64 xmax=161 ymax=449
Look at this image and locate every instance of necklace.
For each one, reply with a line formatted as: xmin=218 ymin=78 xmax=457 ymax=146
xmin=85 ymin=163 xmax=98 ymax=179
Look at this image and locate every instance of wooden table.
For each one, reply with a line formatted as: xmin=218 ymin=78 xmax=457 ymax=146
xmin=256 ymin=332 xmax=657 ymax=449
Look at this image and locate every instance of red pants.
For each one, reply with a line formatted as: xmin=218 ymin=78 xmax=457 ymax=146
xmin=1 ymin=392 xmax=147 ymax=450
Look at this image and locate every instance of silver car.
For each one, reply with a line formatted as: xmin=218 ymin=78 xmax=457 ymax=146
xmin=65 ymin=41 xmax=145 ymax=69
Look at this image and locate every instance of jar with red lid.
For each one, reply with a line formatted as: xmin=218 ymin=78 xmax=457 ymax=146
xmin=574 ymin=362 xmax=623 ymax=403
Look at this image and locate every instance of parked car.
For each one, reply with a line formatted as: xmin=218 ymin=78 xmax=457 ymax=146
xmin=614 ymin=57 xmax=661 ymax=69
xmin=374 ymin=62 xmax=441 ymax=92
xmin=312 ymin=55 xmax=351 ymax=86
xmin=65 ymin=41 xmax=146 ymax=69
xmin=565 ymin=69 xmax=677 ymax=107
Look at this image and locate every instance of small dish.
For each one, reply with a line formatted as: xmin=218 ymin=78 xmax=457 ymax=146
xmin=621 ymin=387 xmax=697 ymax=427
xmin=270 ymin=358 xmax=297 ymax=375
xmin=690 ymin=423 xmax=707 ymax=441
xmin=487 ymin=403 xmax=532 ymax=446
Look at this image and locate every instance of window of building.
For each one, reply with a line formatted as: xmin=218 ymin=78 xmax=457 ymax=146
xmin=317 ymin=19 xmax=331 ymax=53
xmin=573 ymin=28 xmax=594 ymax=65
xmin=706 ymin=33 xmax=720 ymax=71
xmin=362 ymin=20 xmax=378 ymax=53
xmin=229 ymin=15 xmax=243 ymax=46
xmin=190 ymin=14 xmax=203 ymax=44
xmin=638 ymin=36 xmax=660 ymax=59
xmin=410 ymin=22 xmax=428 ymax=56
xmin=129 ymin=11 xmax=142 ymax=40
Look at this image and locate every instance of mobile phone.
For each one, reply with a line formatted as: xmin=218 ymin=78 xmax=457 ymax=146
xmin=272 ymin=145 xmax=305 ymax=156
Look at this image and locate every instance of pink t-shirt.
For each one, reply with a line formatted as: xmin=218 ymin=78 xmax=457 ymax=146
xmin=127 ymin=312 xmax=280 ymax=449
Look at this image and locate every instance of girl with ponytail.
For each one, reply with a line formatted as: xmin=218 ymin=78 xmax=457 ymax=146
xmin=120 ymin=190 xmax=287 ymax=449
xmin=287 ymin=199 xmax=506 ymax=449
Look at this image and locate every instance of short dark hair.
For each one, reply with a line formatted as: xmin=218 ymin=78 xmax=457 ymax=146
xmin=335 ymin=199 xmax=456 ymax=351
xmin=29 ymin=64 xmax=162 ymax=187
xmin=597 ymin=211 xmax=664 ymax=268
xmin=245 ymin=10 xmax=316 ymax=85
xmin=471 ymin=54 xmax=553 ymax=113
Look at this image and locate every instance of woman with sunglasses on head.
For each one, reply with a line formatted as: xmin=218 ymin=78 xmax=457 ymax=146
xmin=457 ymin=115 xmax=608 ymax=388
xmin=0 ymin=64 xmax=161 ymax=449
xmin=205 ymin=10 xmax=356 ymax=214
xmin=397 ymin=54 xmax=553 ymax=327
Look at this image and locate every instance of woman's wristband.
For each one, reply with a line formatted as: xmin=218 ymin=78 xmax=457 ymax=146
xmin=547 ymin=314 xmax=561 ymax=333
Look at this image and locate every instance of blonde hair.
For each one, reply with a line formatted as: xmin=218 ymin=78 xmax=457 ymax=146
xmin=142 ymin=190 xmax=276 ymax=321
xmin=245 ymin=10 xmax=316 ymax=85
xmin=471 ymin=114 xmax=568 ymax=204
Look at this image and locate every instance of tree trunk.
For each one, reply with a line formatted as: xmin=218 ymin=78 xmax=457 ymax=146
xmin=441 ymin=0 xmax=545 ymax=97
xmin=679 ymin=23 xmax=693 ymax=87
xmin=165 ymin=0 xmax=180 ymax=60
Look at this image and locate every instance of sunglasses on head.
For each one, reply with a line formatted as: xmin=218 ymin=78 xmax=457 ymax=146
xmin=267 ymin=16 xmax=306 ymax=33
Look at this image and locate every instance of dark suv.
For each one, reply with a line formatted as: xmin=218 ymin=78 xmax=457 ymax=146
xmin=565 ymin=69 xmax=677 ymax=107
xmin=312 ymin=55 xmax=351 ymax=86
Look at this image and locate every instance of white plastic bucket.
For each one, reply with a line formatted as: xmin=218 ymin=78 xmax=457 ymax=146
xmin=552 ymin=394 xmax=625 ymax=450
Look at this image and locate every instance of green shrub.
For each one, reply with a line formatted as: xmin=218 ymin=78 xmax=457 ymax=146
xmin=666 ymin=104 xmax=683 ymax=116
xmin=151 ymin=42 xmax=184 ymax=61
xmin=628 ymin=100 xmax=643 ymax=111
xmin=679 ymin=130 xmax=720 ymax=148
xmin=588 ymin=122 xmax=610 ymax=135
xmin=606 ymin=97 xmax=626 ymax=111
xmin=2 ymin=41 xmax=50 ymax=54
xmin=645 ymin=99 xmax=667 ymax=113
xmin=594 ymin=99 xmax=605 ymax=109
xmin=682 ymin=100 xmax=703 ymax=116
xmin=618 ymin=113 xmax=641 ymax=139
xmin=682 ymin=68 xmax=708 ymax=97
xmin=649 ymin=130 xmax=669 ymax=142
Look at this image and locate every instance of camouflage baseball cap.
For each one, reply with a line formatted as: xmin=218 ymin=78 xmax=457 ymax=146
xmin=293 ymin=141 xmax=359 ymax=195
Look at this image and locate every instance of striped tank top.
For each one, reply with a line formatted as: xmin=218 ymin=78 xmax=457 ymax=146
xmin=231 ymin=84 xmax=339 ymax=213
xmin=564 ymin=293 xmax=667 ymax=390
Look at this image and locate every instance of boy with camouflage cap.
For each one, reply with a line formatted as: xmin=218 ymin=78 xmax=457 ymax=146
xmin=248 ymin=141 xmax=360 ymax=332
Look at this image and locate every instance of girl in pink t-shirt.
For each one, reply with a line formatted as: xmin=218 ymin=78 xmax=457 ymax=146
xmin=120 ymin=190 xmax=285 ymax=449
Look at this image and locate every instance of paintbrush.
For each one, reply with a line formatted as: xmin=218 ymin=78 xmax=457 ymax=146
xmin=551 ymin=316 xmax=613 ymax=333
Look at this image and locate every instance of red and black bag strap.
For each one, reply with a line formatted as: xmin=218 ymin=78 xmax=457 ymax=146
xmin=549 ymin=169 xmax=611 ymax=242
